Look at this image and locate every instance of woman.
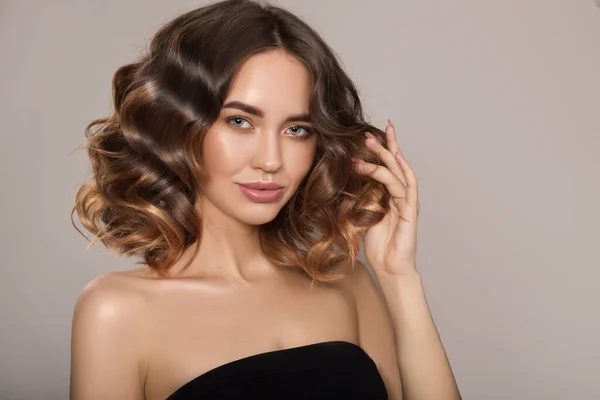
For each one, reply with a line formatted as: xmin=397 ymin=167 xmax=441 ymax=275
xmin=70 ymin=0 xmax=461 ymax=399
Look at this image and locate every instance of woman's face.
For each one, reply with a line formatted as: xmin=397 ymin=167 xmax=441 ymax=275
xmin=199 ymin=49 xmax=318 ymax=226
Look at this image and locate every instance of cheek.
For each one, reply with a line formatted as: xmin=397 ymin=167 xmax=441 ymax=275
xmin=286 ymin=143 xmax=317 ymax=178
xmin=202 ymin=129 xmax=245 ymax=176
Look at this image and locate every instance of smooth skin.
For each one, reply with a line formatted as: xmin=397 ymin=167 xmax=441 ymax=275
xmin=353 ymin=123 xmax=462 ymax=399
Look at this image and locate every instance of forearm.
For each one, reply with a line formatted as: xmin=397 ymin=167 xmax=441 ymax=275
xmin=378 ymin=270 xmax=461 ymax=400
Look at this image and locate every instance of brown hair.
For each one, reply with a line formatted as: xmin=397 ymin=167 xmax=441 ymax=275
xmin=71 ymin=0 xmax=391 ymax=283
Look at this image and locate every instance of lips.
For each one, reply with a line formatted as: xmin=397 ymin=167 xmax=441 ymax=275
xmin=238 ymin=181 xmax=284 ymax=203
xmin=239 ymin=181 xmax=283 ymax=190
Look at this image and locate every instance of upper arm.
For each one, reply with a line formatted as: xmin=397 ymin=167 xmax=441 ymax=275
xmin=343 ymin=259 xmax=403 ymax=400
xmin=70 ymin=274 xmax=147 ymax=400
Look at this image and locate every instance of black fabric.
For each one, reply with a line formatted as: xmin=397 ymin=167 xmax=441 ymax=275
xmin=166 ymin=341 xmax=388 ymax=399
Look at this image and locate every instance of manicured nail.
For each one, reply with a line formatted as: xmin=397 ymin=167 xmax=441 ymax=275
xmin=388 ymin=119 xmax=395 ymax=130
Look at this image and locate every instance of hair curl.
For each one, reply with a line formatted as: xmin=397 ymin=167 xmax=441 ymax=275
xmin=71 ymin=0 xmax=391 ymax=283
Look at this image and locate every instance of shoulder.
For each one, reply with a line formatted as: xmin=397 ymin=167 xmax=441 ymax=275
xmin=71 ymin=270 xmax=152 ymax=398
xmin=72 ymin=269 xmax=156 ymax=345
xmin=71 ymin=270 xmax=153 ymax=358
xmin=336 ymin=259 xmax=404 ymax=399
xmin=73 ymin=270 xmax=150 ymax=324
xmin=334 ymin=258 xmax=382 ymax=301
xmin=331 ymin=258 xmax=389 ymax=332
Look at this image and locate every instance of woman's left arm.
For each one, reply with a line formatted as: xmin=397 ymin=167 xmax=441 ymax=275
xmin=352 ymin=119 xmax=461 ymax=400
xmin=378 ymin=270 xmax=461 ymax=400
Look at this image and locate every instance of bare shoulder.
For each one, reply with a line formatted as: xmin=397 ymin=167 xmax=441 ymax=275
xmin=71 ymin=270 xmax=152 ymax=399
xmin=335 ymin=259 xmax=404 ymax=400
xmin=332 ymin=258 xmax=383 ymax=304
xmin=74 ymin=269 xmax=150 ymax=316
xmin=335 ymin=258 xmax=379 ymax=290
xmin=72 ymin=269 xmax=154 ymax=362
xmin=72 ymin=270 xmax=152 ymax=334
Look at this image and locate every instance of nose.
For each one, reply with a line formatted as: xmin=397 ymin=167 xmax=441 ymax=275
xmin=252 ymin=129 xmax=283 ymax=173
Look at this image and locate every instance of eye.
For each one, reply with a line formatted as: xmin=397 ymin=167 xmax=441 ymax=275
xmin=285 ymin=125 xmax=312 ymax=138
xmin=227 ymin=117 xmax=252 ymax=129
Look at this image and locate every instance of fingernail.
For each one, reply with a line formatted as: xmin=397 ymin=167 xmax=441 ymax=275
xmin=365 ymin=132 xmax=374 ymax=139
xmin=388 ymin=119 xmax=395 ymax=129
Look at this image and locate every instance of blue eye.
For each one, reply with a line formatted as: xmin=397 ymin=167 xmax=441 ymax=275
xmin=227 ymin=117 xmax=252 ymax=129
xmin=286 ymin=125 xmax=311 ymax=137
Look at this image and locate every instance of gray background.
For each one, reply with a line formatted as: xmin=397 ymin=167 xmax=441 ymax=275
xmin=1 ymin=0 xmax=599 ymax=399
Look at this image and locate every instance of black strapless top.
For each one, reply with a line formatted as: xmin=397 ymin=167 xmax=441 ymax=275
xmin=166 ymin=341 xmax=387 ymax=399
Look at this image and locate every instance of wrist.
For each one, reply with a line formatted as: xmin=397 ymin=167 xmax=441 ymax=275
xmin=375 ymin=265 xmax=421 ymax=283
xmin=376 ymin=269 xmax=424 ymax=298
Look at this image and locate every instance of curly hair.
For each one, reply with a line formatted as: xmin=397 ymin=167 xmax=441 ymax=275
xmin=71 ymin=0 xmax=391 ymax=283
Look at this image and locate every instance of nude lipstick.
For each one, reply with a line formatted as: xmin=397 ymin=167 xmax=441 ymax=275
xmin=238 ymin=181 xmax=284 ymax=203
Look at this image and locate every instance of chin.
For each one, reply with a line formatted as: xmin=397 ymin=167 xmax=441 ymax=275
xmin=239 ymin=214 xmax=279 ymax=226
xmin=235 ymin=202 xmax=286 ymax=226
xmin=230 ymin=186 xmax=296 ymax=226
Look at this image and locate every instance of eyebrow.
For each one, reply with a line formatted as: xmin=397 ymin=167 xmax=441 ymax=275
xmin=222 ymin=101 xmax=311 ymax=123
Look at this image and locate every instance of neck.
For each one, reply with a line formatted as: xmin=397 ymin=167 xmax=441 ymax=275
xmin=167 ymin=199 xmax=279 ymax=284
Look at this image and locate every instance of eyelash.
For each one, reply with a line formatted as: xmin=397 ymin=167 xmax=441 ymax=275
xmin=225 ymin=116 xmax=314 ymax=140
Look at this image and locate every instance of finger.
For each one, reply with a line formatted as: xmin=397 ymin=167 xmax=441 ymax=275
xmin=386 ymin=119 xmax=410 ymax=186
xmin=392 ymin=141 xmax=419 ymax=208
xmin=386 ymin=119 xmax=400 ymax=155
xmin=365 ymin=131 xmax=407 ymax=187
xmin=351 ymin=159 xmax=406 ymax=199
xmin=386 ymin=122 xmax=409 ymax=188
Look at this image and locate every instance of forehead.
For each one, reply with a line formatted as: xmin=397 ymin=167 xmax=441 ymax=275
xmin=225 ymin=50 xmax=312 ymax=114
